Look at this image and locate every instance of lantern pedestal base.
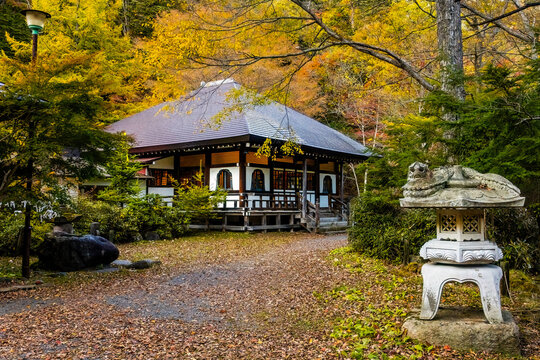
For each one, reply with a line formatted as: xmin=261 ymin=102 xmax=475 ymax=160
xmin=403 ymin=308 xmax=520 ymax=356
xmin=420 ymin=263 xmax=503 ymax=323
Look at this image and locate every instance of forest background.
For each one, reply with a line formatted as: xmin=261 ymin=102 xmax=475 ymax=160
xmin=1 ymin=0 xmax=539 ymax=272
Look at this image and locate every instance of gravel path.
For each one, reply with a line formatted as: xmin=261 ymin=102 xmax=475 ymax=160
xmin=0 ymin=233 xmax=351 ymax=359
xmin=109 ymin=234 xmax=347 ymax=325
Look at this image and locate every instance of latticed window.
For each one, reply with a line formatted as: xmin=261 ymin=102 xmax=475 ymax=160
xmin=440 ymin=214 xmax=457 ymax=232
xmin=322 ymin=175 xmax=333 ymax=194
xmin=149 ymin=169 xmax=174 ymax=187
xmin=273 ymin=170 xmax=284 ymax=190
xmin=463 ymin=215 xmax=480 ymax=233
xmin=295 ymin=172 xmax=303 ymax=190
xmin=179 ymin=168 xmax=201 ymax=187
xmin=285 ymin=170 xmax=295 ymax=190
xmin=306 ymin=173 xmax=314 ymax=191
xmin=217 ymin=169 xmax=233 ymax=190
xmin=251 ymin=169 xmax=265 ymax=191
xmin=273 ymin=170 xmax=296 ymax=190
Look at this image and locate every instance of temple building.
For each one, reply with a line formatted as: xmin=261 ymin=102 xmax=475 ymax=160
xmin=102 ymin=79 xmax=371 ymax=231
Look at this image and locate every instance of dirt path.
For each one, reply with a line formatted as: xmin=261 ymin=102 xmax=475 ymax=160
xmin=0 ymin=234 xmax=351 ymax=359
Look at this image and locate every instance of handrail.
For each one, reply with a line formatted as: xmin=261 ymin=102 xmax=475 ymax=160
xmin=329 ymin=195 xmax=349 ymax=222
xmin=221 ymin=191 xmax=299 ymax=210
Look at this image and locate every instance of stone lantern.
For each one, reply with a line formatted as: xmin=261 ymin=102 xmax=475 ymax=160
xmin=400 ymin=162 xmax=524 ymax=324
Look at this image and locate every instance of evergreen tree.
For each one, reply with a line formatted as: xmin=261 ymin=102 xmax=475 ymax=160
xmin=97 ymin=138 xmax=143 ymax=205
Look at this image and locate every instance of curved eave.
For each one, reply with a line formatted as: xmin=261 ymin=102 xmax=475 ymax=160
xmin=128 ymin=135 xmax=370 ymax=162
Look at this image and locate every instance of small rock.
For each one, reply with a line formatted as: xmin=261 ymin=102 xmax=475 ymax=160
xmin=89 ymin=222 xmax=100 ymax=236
xmin=144 ymin=231 xmax=160 ymax=241
xmin=48 ymin=272 xmax=67 ymax=278
xmin=111 ymin=260 xmax=133 ymax=268
xmin=94 ymin=267 xmax=120 ymax=273
xmin=129 ymin=259 xmax=161 ymax=270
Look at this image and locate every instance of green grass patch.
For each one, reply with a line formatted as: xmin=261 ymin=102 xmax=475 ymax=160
xmin=325 ymin=246 xmax=540 ymax=359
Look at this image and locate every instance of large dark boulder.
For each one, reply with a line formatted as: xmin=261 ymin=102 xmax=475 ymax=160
xmin=38 ymin=234 xmax=119 ymax=271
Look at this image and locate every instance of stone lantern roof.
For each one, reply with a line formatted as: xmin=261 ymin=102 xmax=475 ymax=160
xmin=400 ymin=162 xmax=525 ymax=208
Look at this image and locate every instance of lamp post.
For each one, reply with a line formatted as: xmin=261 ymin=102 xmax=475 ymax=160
xmin=20 ymin=9 xmax=51 ymax=278
xmin=21 ymin=9 xmax=51 ymax=62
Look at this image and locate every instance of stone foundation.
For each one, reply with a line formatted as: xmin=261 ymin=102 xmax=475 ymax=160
xmin=403 ymin=308 xmax=520 ymax=356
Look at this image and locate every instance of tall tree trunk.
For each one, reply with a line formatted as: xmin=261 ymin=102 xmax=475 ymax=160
xmin=349 ymin=163 xmax=361 ymax=196
xmin=122 ymin=0 xmax=130 ymax=37
xmin=436 ymin=0 xmax=466 ymax=104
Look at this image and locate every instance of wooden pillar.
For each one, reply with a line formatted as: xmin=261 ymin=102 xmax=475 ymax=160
xmin=302 ymin=158 xmax=307 ymax=218
xmin=244 ymin=213 xmax=249 ymax=231
xmin=269 ymin=157 xmax=274 ymax=208
xmin=174 ymin=153 xmax=180 ymax=195
xmin=340 ymin=161 xmax=344 ymax=201
xmin=294 ymin=159 xmax=298 ymax=210
xmin=239 ymin=146 xmax=246 ymax=208
xmin=290 ymin=214 xmax=294 ymax=232
xmin=204 ymin=152 xmax=211 ymax=186
xmin=335 ymin=161 xmax=340 ymax=197
xmin=314 ymin=157 xmax=320 ymax=204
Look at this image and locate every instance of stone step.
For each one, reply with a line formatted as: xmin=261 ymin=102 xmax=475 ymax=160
xmin=319 ymin=216 xmax=341 ymax=223
xmin=303 ymin=220 xmax=349 ymax=233
xmin=319 ymin=220 xmax=348 ymax=226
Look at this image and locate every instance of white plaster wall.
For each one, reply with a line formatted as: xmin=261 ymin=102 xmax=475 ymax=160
xmin=320 ymin=173 xmax=336 ymax=194
xmin=319 ymin=173 xmax=336 ymax=208
xmin=209 ymin=166 xmax=239 ymax=190
xmin=149 ymin=156 xmax=174 ymax=170
xmin=148 ymin=187 xmax=175 ymax=205
xmin=217 ymin=194 xmax=240 ymax=208
xmin=246 ymin=166 xmax=270 ymax=192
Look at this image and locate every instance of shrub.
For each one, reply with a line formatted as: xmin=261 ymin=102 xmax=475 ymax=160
xmin=72 ymin=197 xmax=125 ymax=239
xmin=348 ymin=191 xmax=435 ymax=264
xmin=0 ymin=207 xmax=52 ymax=256
xmin=0 ymin=209 xmax=24 ymax=255
xmin=487 ymin=208 xmax=539 ymax=274
xmin=72 ymin=173 xmax=227 ymax=243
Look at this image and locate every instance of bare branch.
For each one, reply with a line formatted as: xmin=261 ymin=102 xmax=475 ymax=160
xmin=461 ymin=1 xmax=539 ymax=42
xmin=476 ymin=1 xmax=540 ymax=25
xmin=413 ymin=0 xmax=436 ymax=19
xmin=288 ymin=0 xmax=435 ymax=91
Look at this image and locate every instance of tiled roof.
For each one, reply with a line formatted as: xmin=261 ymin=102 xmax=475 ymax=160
xmin=107 ymin=80 xmax=371 ymax=159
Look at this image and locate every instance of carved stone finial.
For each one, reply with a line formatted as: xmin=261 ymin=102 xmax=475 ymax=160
xmin=400 ymin=163 xmax=524 ymax=208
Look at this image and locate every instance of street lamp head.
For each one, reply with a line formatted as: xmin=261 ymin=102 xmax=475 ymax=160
xmin=21 ymin=9 xmax=51 ymax=35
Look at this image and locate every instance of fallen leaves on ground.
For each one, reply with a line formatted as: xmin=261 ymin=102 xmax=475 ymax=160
xmin=0 ymin=232 xmax=538 ymax=359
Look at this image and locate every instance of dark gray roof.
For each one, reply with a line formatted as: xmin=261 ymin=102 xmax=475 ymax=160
xmin=107 ymin=79 xmax=371 ymax=159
